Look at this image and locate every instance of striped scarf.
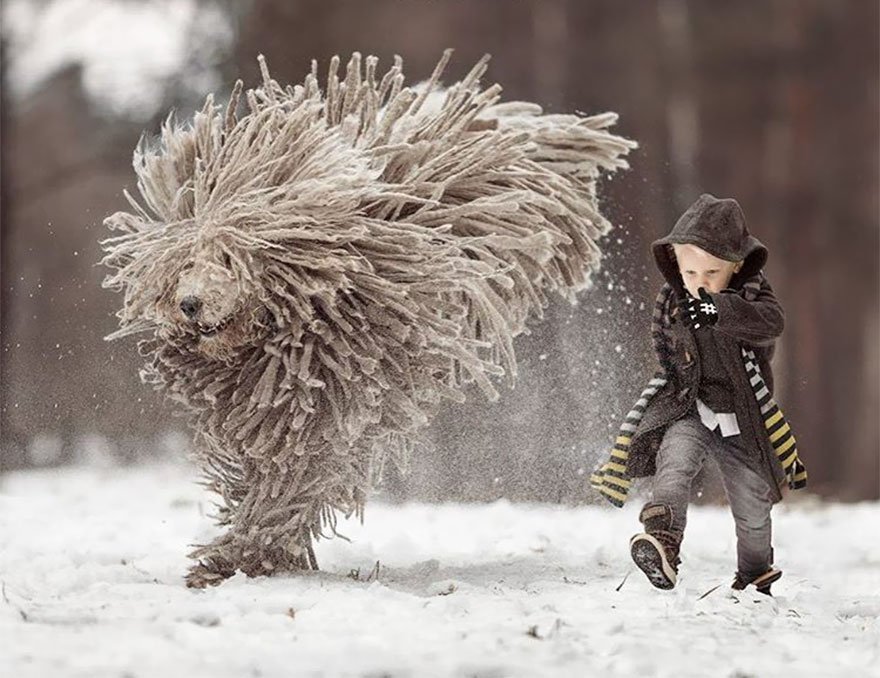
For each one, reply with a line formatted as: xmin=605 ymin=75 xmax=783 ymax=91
xmin=590 ymin=279 xmax=808 ymax=507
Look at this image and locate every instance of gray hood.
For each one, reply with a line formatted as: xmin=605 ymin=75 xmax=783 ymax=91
xmin=652 ymin=193 xmax=767 ymax=293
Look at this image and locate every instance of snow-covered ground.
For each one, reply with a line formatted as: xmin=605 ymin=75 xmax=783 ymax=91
xmin=1 ymin=464 xmax=878 ymax=678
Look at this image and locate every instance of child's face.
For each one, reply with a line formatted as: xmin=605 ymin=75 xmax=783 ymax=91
xmin=672 ymin=244 xmax=743 ymax=297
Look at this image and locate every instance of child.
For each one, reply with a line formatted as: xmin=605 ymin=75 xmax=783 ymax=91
xmin=590 ymin=193 xmax=807 ymax=594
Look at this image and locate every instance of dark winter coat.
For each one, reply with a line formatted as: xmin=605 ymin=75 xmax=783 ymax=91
xmin=623 ymin=194 xmax=790 ymax=503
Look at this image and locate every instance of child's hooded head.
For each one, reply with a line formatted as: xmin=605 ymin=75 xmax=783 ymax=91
xmin=652 ymin=193 xmax=768 ymax=296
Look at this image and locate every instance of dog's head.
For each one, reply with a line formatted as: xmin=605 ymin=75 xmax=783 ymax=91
xmin=101 ymin=85 xmax=380 ymax=359
xmin=174 ymin=241 xmax=246 ymax=340
xmin=103 ymin=223 xmax=272 ymax=358
xmin=159 ymin=229 xmax=273 ymax=356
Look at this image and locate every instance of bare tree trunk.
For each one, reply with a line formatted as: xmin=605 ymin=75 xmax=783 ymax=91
xmin=532 ymin=0 xmax=569 ymax=110
xmin=657 ymin=0 xmax=699 ymax=209
xmin=0 ymin=36 xmax=26 ymax=472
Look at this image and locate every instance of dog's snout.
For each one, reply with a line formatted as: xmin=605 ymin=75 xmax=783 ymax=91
xmin=180 ymin=296 xmax=202 ymax=320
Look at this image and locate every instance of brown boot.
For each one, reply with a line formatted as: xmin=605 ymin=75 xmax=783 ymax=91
xmin=732 ymin=567 xmax=782 ymax=596
xmin=630 ymin=503 xmax=682 ymax=590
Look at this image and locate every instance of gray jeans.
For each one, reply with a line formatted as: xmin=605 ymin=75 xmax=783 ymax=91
xmin=649 ymin=409 xmax=774 ymax=578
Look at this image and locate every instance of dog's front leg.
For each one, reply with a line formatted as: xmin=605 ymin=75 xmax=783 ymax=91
xmin=203 ymin=461 xmax=324 ymax=580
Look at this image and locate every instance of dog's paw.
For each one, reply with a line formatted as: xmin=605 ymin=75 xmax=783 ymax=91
xmin=185 ymin=562 xmax=234 ymax=589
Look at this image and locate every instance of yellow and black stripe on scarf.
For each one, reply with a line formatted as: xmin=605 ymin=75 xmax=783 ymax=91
xmin=589 ymin=280 xmax=807 ymax=507
xmin=589 ymin=373 xmax=669 ymax=506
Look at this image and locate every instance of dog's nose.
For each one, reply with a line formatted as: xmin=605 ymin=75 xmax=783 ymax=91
xmin=179 ymin=296 xmax=202 ymax=320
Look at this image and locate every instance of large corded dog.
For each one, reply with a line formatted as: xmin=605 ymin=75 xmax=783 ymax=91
xmin=101 ymin=50 xmax=635 ymax=587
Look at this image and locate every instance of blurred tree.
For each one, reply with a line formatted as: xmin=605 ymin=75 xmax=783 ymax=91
xmin=0 ymin=35 xmax=22 ymax=471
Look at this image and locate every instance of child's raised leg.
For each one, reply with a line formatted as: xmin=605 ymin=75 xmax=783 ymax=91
xmin=631 ymin=411 xmax=712 ymax=588
xmin=650 ymin=411 xmax=713 ymax=533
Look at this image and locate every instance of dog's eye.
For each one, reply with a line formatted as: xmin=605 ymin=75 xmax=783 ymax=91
xmin=181 ymin=261 xmax=194 ymax=271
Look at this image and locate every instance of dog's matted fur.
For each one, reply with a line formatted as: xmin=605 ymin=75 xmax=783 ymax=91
xmin=101 ymin=50 xmax=636 ymax=587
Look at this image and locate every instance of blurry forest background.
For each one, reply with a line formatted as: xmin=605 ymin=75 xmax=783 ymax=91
xmin=1 ymin=0 xmax=877 ymax=502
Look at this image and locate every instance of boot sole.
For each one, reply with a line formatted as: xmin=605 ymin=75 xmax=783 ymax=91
xmin=630 ymin=534 xmax=677 ymax=590
xmin=753 ymin=568 xmax=782 ymax=595
xmin=732 ymin=568 xmax=782 ymax=595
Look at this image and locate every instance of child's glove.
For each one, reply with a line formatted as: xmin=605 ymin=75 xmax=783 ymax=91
xmin=680 ymin=287 xmax=718 ymax=330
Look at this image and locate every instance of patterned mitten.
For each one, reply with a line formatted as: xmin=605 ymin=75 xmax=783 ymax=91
xmin=680 ymin=287 xmax=718 ymax=330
